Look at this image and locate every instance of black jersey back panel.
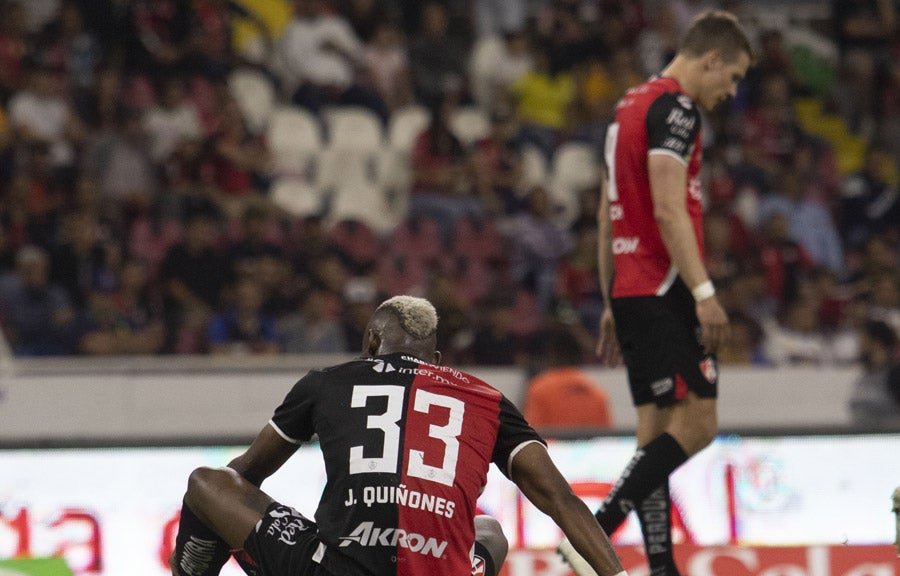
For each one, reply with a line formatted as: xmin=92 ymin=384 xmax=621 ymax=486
xmin=270 ymin=353 xmax=543 ymax=576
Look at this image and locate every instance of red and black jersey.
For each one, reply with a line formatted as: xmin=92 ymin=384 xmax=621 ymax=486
xmin=604 ymin=76 xmax=704 ymax=298
xmin=269 ymin=353 xmax=544 ymax=576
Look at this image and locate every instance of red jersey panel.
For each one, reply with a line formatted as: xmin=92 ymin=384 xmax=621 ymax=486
xmin=605 ymin=76 xmax=704 ymax=298
xmin=269 ymin=353 xmax=543 ymax=576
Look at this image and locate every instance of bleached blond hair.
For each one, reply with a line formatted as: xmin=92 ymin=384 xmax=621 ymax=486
xmin=376 ymin=296 xmax=438 ymax=340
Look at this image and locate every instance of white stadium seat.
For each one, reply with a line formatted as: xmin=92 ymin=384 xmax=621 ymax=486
xmin=549 ymin=142 xmax=601 ymax=225
xmin=269 ymin=177 xmax=325 ymax=218
xmin=266 ymin=106 xmax=323 ymax=179
xmin=227 ymin=68 xmax=276 ymax=134
xmin=388 ymin=105 xmax=430 ymax=154
xmin=450 ymin=106 xmax=491 ymax=147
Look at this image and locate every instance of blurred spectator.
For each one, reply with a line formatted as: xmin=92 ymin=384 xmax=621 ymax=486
xmin=338 ymin=0 xmax=396 ymax=43
xmin=75 ymin=271 xmax=166 ymax=355
xmin=0 ymin=244 xmax=76 ymax=355
xmin=574 ymin=45 xmax=643 ymax=143
xmin=509 ymin=185 xmax=571 ymax=313
xmin=125 ymin=0 xmax=196 ymax=79
xmin=743 ymin=29 xmax=806 ymax=104
xmin=509 ymin=40 xmax=575 ymax=161
xmin=471 ymin=30 xmax=531 ymax=117
xmin=758 ymin=164 xmax=844 ymax=275
xmin=555 ymin=222 xmax=602 ymax=337
xmin=340 ymin=275 xmax=379 ymax=349
xmin=848 ymin=319 xmax=900 ymax=427
xmin=523 ymin=326 xmax=612 ymax=430
xmin=8 ymin=143 xmax=66 ymax=247
xmin=189 ymin=0 xmax=273 ymax=80
xmin=49 ymin=210 xmax=112 ymax=308
xmin=868 ymin=270 xmax=900 ymax=336
xmin=74 ymin=66 xmax=125 ymax=131
xmin=408 ymin=92 xmax=485 ymax=238
xmin=82 ymin=105 xmax=160 ymax=216
xmin=363 ymin=19 xmax=413 ymax=112
xmin=8 ymin=62 xmax=87 ymax=172
xmin=159 ymin=201 xmax=230 ymax=352
xmin=758 ymin=210 xmax=815 ymax=306
xmin=762 ymin=295 xmax=835 ymax=366
xmin=474 ymin=0 xmax=526 ymax=38
xmin=408 ymin=1 xmax=467 ymax=107
xmin=205 ymin=94 xmax=270 ymax=208
xmin=0 ymin=2 xmax=30 ymax=101
xmin=279 ymin=288 xmax=348 ymax=353
xmin=717 ymin=310 xmax=767 ymax=365
xmin=38 ymin=1 xmax=102 ymax=92
xmin=277 ymin=0 xmax=388 ymax=122
xmin=838 ymin=142 xmax=899 ymax=252
xmin=472 ymin=109 xmax=524 ymax=215
xmin=469 ymin=296 xmax=525 ymax=366
xmin=143 ymin=75 xmax=203 ymax=163
xmin=208 ymin=276 xmax=280 ymax=355
xmin=831 ymin=0 xmax=897 ymax=134
xmin=226 ymin=202 xmax=284 ymax=279
xmin=703 ymin=207 xmax=744 ymax=284
xmin=739 ymin=73 xmax=804 ymax=181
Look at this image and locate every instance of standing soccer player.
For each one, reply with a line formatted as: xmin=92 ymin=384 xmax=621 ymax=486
xmin=560 ymin=10 xmax=753 ymax=576
xmin=171 ymin=295 xmax=626 ymax=576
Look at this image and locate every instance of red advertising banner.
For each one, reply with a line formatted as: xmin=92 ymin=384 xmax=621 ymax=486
xmin=501 ymin=545 xmax=900 ymax=576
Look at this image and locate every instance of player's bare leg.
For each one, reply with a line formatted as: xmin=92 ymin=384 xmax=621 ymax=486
xmin=171 ymin=466 xmax=274 ymax=576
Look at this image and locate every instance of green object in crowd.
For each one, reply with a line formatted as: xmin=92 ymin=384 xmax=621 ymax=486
xmin=0 ymin=558 xmax=74 ymax=576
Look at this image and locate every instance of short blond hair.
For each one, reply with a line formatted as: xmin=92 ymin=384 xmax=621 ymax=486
xmin=681 ymin=10 xmax=754 ymax=63
xmin=376 ymin=296 xmax=438 ymax=339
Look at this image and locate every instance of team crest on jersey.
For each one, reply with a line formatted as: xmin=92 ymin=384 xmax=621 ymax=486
xmin=471 ymin=556 xmax=486 ymax=575
xmin=699 ymin=357 xmax=718 ymax=383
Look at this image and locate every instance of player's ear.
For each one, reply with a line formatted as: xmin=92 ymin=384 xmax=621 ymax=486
xmin=433 ymin=350 xmax=442 ymax=365
xmin=364 ymin=328 xmax=381 ymax=356
xmin=704 ymin=49 xmax=722 ymax=70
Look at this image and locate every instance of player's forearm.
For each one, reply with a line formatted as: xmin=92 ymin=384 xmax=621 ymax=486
xmin=656 ymin=207 xmax=709 ymax=290
xmin=555 ymin=493 xmax=625 ymax=576
xmin=597 ymin=178 xmax=614 ymax=304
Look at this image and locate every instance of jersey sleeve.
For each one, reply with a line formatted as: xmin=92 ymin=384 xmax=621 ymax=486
xmin=491 ymin=395 xmax=546 ymax=479
xmin=269 ymin=371 xmax=322 ymax=444
xmin=645 ymin=92 xmax=701 ymax=164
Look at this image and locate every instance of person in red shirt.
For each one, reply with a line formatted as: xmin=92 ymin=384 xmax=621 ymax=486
xmin=561 ymin=11 xmax=753 ymax=576
xmin=170 ymin=296 xmax=626 ymax=576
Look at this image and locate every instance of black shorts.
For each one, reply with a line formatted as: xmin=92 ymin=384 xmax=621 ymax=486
xmin=611 ymin=280 xmax=718 ymax=407
xmin=241 ymin=503 xmax=327 ymax=576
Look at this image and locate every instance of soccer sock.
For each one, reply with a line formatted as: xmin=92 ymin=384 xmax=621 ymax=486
xmin=595 ymin=432 xmax=689 ymax=534
xmin=638 ymin=482 xmax=681 ymax=576
xmin=173 ymin=500 xmax=232 ymax=576
xmin=473 ymin=540 xmax=498 ymax=576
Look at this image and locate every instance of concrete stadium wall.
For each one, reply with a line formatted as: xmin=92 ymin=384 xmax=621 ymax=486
xmin=0 ymin=355 xmax=860 ymax=443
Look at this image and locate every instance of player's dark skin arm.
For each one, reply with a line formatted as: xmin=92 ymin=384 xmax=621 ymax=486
xmin=511 ymin=443 xmax=624 ymax=576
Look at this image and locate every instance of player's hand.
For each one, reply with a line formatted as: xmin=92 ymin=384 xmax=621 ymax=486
xmin=596 ymin=307 xmax=621 ymax=366
xmin=695 ymin=296 xmax=730 ymax=353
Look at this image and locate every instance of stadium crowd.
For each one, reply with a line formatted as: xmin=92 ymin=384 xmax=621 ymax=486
xmin=0 ymin=0 xmax=897 ymax=368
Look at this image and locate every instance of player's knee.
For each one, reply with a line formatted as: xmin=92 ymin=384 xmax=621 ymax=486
xmin=475 ymin=515 xmax=508 ymax=569
xmin=185 ymin=466 xmax=223 ymax=508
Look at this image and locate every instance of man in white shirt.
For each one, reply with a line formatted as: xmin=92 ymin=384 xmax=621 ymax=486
xmin=276 ymin=0 xmax=387 ymax=122
xmin=8 ymin=64 xmax=85 ymax=169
